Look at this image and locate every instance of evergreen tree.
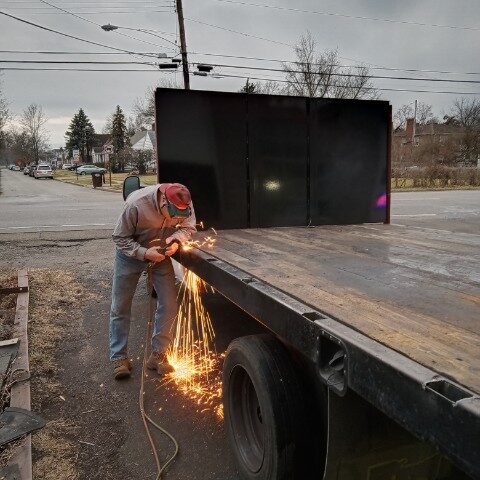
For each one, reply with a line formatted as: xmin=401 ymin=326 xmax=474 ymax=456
xmin=111 ymin=105 xmax=129 ymax=154
xmin=239 ymin=78 xmax=256 ymax=94
xmin=65 ymin=108 xmax=95 ymax=163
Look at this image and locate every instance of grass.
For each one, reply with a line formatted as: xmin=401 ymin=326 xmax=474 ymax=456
xmin=54 ymin=170 xmax=157 ymax=191
xmin=26 ymin=269 xmax=96 ymax=479
xmin=391 ymin=178 xmax=480 ymax=190
xmin=0 ymin=269 xmax=92 ymax=476
xmin=0 ymin=270 xmax=17 ymax=342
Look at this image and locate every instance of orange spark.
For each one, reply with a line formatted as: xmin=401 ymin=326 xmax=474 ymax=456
xmin=161 ymin=270 xmax=223 ymax=418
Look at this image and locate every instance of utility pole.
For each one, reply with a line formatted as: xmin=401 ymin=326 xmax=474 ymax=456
xmin=176 ymin=0 xmax=190 ymax=90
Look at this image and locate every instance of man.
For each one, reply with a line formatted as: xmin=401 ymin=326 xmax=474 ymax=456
xmin=110 ymin=183 xmax=196 ymax=380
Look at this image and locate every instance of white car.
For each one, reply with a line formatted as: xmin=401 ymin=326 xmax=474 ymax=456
xmin=34 ymin=164 xmax=53 ymax=179
xmin=62 ymin=164 xmax=73 ymax=170
xmin=76 ymin=164 xmax=107 ymax=175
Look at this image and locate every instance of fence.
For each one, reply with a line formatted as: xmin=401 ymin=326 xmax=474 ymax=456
xmin=392 ymin=166 xmax=480 ymax=189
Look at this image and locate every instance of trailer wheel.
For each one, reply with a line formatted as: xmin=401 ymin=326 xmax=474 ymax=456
xmin=223 ymin=334 xmax=309 ymax=480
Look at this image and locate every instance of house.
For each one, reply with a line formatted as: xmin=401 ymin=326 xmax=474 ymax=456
xmin=393 ymin=118 xmax=465 ymax=166
xmin=130 ymin=129 xmax=156 ymax=171
xmin=46 ymin=148 xmax=66 ymax=167
xmin=91 ymin=134 xmax=112 ymax=165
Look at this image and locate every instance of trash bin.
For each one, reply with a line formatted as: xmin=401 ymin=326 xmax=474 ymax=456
xmin=91 ymin=172 xmax=103 ymax=188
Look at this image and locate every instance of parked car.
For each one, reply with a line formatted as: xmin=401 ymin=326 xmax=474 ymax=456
xmin=62 ymin=163 xmax=73 ymax=170
xmin=76 ymin=164 xmax=107 ymax=175
xmin=23 ymin=166 xmax=30 ymax=175
xmin=34 ymin=164 xmax=53 ymax=179
xmin=12 ymin=165 xmax=21 ymax=171
xmin=28 ymin=164 xmax=37 ymax=177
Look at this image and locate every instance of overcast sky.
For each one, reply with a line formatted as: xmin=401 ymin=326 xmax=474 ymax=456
xmin=1 ymin=0 xmax=479 ymax=147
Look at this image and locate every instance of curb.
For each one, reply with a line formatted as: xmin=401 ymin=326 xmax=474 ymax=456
xmin=8 ymin=270 xmax=33 ymax=480
xmin=54 ymin=177 xmax=121 ymax=194
xmin=392 ymin=186 xmax=480 ymax=193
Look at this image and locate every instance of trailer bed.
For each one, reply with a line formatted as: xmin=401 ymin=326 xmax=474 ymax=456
xmin=204 ymin=224 xmax=480 ymax=394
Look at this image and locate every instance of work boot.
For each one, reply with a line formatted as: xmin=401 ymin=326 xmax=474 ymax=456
xmin=146 ymin=352 xmax=174 ymax=376
xmin=112 ymin=358 xmax=132 ymax=380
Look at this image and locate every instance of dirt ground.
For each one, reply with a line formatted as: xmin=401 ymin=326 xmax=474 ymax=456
xmin=0 ymin=229 xmax=262 ymax=479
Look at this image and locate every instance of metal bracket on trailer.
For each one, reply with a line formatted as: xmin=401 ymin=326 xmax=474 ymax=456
xmin=177 ymin=248 xmax=480 ymax=479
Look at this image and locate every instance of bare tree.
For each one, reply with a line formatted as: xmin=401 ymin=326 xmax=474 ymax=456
xmin=452 ymin=98 xmax=480 ymax=130
xmin=393 ymin=102 xmax=435 ymax=129
xmin=102 ymin=113 xmax=113 ymax=134
xmin=417 ymin=103 xmax=436 ymax=125
xmin=282 ymin=32 xmax=377 ymax=100
xmin=133 ymin=78 xmax=181 ymax=131
xmin=238 ymin=79 xmax=281 ymax=95
xmin=393 ymin=104 xmax=414 ymax=129
xmin=451 ymin=97 xmax=480 ymax=165
xmin=3 ymin=127 xmax=31 ymax=165
xmin=0 ymin=76 xmax=9 ymax=151
xmin=255 ymin=80 xmax=281 ymax=95
xmin=20 ymin=103 xmax=48 ymax=163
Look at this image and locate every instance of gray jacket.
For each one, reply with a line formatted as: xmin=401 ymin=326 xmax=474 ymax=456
xmin=112 ymin=184 xmax=196 ymax=260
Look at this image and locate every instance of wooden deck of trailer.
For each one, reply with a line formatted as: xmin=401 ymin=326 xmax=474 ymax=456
xmin=204 ymin=224 xmax=480 ymax=394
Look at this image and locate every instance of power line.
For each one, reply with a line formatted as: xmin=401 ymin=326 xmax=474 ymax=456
xmin=3 ymin=55 xmax=477 ymax=84
xmin=210 ymin=72 xmax=480 ymax=96
xmin=0 ymin=50 xmax=164 ymax=55
xmin=188 ymin=51 xmax=480 ymax=77
xmin=0 ymin=67 xmax=174 ymax=72
xmin=1 ymin=65 xmax=478 ymax=96
xmin=211 ymin=0 xmax=480 ymax=32
xmin=0 ymin=5 xmax=174 ymax=10
xmin=2 ymin=48 xmax=478 ymax=77
xmin=0 ymin=60 xmax=158 ymax=65
xmin=0 ymin=0 xmax=173 ymax=3
xmin=0 ymin=10 xmax=167 ymax=58
xmin=36 ymin=0 xmax=176 ymax=51
xmin=0 ymin=10 xmax=175 ymax=15
xmin=184 ymin=17 xmax=292 ymax=46
xmin=197 ymin=62 xmax=480 ymax=85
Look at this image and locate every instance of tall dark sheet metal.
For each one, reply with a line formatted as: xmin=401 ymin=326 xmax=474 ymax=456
xmin=309 ymin=99 xmax=389 ymax=225
xmin=155 ymin=89 xmax=248 ymax=229
xmin=248 ymin=95 xmax=308 ymax=227
xmin=155 ymin=89 xmax=390 ymax=229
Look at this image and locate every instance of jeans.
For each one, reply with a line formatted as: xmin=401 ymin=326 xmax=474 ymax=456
xmin=109 ymin=250 xmax=178 ymax=361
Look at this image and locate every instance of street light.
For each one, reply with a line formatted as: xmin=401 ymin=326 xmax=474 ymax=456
xmin=100 ymin=21 xmax=190 ymax=89
xmin=100 ymin=24 xmax=179 ymax=50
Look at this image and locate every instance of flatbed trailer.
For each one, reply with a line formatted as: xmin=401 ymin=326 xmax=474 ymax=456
xmin=176 ymin=224 xmax=480 ymax=478
xmin=150 ymin=88 xmax=480 ymax=479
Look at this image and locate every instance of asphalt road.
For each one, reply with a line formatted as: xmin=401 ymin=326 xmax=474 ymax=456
xmin=391 ymin=189 xmax=480 ymax=234
xmin=0 ymin=168 xmax=122 ymax=233
xmin=1 ymin=167 xmax=479 ymax=234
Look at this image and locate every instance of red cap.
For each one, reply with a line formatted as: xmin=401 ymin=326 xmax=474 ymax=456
xmin=162 ymin=183 xmax=191 ymax=209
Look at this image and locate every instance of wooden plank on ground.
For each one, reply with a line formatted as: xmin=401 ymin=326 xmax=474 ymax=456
xmin=8 ymin=269 xmax=32 ymax=480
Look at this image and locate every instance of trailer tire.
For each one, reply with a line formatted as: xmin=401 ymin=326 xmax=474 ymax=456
xmin=223 ymin=334 xmax=309 ymax=480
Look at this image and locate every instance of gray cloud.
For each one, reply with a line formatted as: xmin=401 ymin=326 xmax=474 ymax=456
xmin=1 ymin=0 xmax=478 ymax=146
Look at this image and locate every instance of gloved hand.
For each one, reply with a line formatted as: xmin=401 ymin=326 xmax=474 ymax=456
xmin=164 ymin=237 xmax=180 ymax=257
xmin=144 ymin=247 xmax=166 ymax=263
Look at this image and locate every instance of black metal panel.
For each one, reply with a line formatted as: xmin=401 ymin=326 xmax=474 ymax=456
xmin=309 ymin=99 xmax=389 ymax=225
xmin=155 ymin=89 xmax=248 ymax=229
xmin=248 ymin=95 xmax=309 ymax=227
xmin=155 ymin=89 xmax=390 ymax=229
